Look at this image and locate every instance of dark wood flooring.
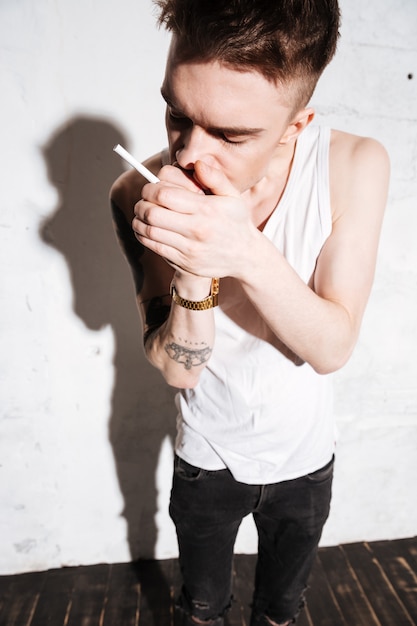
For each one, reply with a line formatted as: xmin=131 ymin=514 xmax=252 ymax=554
xmin=0 ymin=537 xmax=416 ymax=625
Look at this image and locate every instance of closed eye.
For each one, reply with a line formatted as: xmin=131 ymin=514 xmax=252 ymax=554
xmin=216 ymin=132 xmax=247 ymax=145
xmin=161 ymin=87 xmax=264 ymax=146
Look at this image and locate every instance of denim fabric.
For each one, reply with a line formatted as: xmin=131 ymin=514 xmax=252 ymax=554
xmin=169 ymin=455 xmax=334 ymax=625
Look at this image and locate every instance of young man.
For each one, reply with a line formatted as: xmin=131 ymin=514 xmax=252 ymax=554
xmin=110 ymin=1 xmax=389 ymax=624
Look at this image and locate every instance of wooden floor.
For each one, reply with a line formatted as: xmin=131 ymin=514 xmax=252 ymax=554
xmin=0 ymin=537 xmax=416 ymax=626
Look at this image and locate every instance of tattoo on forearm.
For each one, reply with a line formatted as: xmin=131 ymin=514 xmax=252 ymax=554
xmin=111 ymin=200 xmax=145 ymax=294
xmin=164 ymin=341 xmax=212 ymax=370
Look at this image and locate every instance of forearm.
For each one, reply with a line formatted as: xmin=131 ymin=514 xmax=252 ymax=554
xmin=238 ymin=233 xmax=359 ymax=374
xmin=144 ymin=274 xmax=216 ymax=388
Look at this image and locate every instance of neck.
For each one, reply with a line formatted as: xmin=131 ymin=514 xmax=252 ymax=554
xmin=245 ymin=139 xmax=297 ymax=230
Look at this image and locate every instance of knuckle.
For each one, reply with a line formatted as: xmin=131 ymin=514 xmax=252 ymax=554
xmin=144 ymin=203 xmax=164 ymax=226
xmin=159 ymin=164 xmax=173 ymax=179
xmin=155 ymin=185 xmax=172 ymax=208
xmin=185 ymin=240 xmax=200 ymax=264
xmin=140 ymin=182 xmax=152 ymax=200
xmin=191 ymin=226 xmax=205 ymax=242
xmin=190 ymin=218 xmax=209 ymax=242
xmin=143 ymin=206 xmax=154 ymax=224
xmin=133 ymin=198 xmax=143 ymax=217
xmin=145 ymin=224 xmax=156 ymax=239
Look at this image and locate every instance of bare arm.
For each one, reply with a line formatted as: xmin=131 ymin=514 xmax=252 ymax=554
xmin=233 ymin=136 xmax=389 ymax=373
xmin=110 ymin=162 xmax=216 ymax=388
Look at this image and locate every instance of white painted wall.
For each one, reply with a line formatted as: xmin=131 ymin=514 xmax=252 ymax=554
xmin=0 ymin=0 xmax=416 ymax=575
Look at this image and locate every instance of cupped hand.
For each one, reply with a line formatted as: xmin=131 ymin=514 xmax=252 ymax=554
xmin=132 ymin=160 xmax=257 ymax=279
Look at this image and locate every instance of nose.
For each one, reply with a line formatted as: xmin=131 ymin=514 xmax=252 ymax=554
xmin=175 ymin=125 xmax=211 ymax=171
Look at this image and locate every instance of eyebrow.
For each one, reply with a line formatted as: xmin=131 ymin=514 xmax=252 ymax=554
xmin=160 ymin=87 xmax=265 ymax=137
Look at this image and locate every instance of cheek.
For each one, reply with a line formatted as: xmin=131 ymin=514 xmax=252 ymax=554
xmin=224 ymin=166 xmax=258 ymax=194
xmin=226 ymin=153 xmax=271 ymax=192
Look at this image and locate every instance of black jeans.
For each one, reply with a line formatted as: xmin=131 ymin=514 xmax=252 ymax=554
xmin=169 ymin=454 xmax=334 ymax=625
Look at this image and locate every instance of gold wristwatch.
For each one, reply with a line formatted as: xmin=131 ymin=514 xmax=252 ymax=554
xmin=170 ymin=278 xmax=220 ymax=310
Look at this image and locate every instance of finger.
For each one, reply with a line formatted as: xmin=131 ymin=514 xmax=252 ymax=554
xmin=134 ymin=226 xmax=194 ymax=272
xmin=141 ymin=182 xmax=206 ymax=217
xmin=132 ymin=208 xmax=192 ymax=250
xmin=193 ymin=161 xmax=239 ymax=197
xmin=157 ymin=164 xmax=205 ymax=194
xmin=133 ymin=199 xmax=194 ymax=236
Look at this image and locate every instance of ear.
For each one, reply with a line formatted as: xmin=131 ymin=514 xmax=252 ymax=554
xmin=279 ymin=107 xmax=315 ymax=145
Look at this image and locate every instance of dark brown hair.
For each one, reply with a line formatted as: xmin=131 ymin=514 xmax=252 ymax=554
xmin=154 ymin=0 xmax=340 ymax=107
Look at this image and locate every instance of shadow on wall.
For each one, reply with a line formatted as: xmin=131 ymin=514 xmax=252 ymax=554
xmin=40 ymin=116 xmax=177 ymax=568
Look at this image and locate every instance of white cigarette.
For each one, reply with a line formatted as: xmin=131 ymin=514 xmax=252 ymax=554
xmin=113 ymin=144 xmax=160 ymax=183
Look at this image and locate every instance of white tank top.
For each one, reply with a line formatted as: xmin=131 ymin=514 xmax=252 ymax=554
xmin=175 ymin=125 xmax=336 ymax=484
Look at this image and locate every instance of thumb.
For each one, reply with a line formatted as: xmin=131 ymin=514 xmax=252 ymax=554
xmin=193 ymin=160 xmax=239 ymax=197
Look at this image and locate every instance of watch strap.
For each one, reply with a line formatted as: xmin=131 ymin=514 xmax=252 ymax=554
xmin=170 ymin=278 xmax=219 ymax=310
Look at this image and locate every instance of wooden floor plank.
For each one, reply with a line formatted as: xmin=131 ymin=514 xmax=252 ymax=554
xmin=394 ymin=537 xmax=417 ymax=570
xmin=135 ymin=559 xmax=173 ymax=626
xmin=30 ymin=567 xmax=76 ymax=626
xmin=232 ymin=554 xmax=256 ymax=625
xmin=318 ymin=545 xmax=381 ymax=626
xmin=0 ymin=571 xmax=46 ymax=626
xmin=370 ymin=540 xmax=417 ymax=622
xmin=0 ymin=577 xmax=15 ymax=618
xmin=65 ymin=563 xmax=110 ymax=626
xmin=296 ymin=606 xmax=312 ymax=626
xmin=101 ymin=563 xmax=141 ymax=626
xmin=304 ymin=555 xmax=347 ymax=626
xmin=342 ymin=542 xmax=415 ymax=626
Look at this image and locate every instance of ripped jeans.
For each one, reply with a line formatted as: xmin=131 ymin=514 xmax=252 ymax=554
xmin=169 ymin=455 xmax=334 ymax=625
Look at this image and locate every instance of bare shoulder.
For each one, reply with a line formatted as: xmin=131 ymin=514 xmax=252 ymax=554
xmin=329 ymin=129 xmax=390 ymax=221
xmin=330 ymin=129 xmax=389 ymax=168
xmin=110 ymin=152 xmax=163 ymax=219
xmin=314 ymin=129 xmax=390 ymax=338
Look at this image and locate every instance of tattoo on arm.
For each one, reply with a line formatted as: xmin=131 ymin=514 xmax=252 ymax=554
xmin=164 ymin=341 xmax=212 ymax=370
xmin=111 ymin=199 xmax=145 ymax=294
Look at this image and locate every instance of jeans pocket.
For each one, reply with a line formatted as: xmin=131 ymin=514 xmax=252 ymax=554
xmin=305 ymin=455 xmax=334 ymax=483
xmin=174 ymin=455 xmax=207 ymax=481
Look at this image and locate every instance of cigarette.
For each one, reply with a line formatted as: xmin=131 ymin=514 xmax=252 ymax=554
xmin=113 ymin=144 xmax=160 ymax=183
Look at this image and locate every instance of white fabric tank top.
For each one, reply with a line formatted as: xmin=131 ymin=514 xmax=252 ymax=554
xmin=175 ymin=125 xmax=336 ymax=484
